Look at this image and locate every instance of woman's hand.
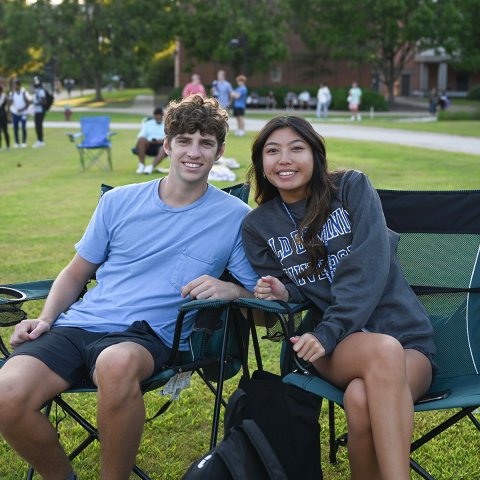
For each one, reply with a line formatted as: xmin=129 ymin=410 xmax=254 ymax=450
xmin=254 ymin=275 xmax=289 ymax=302
xmin=291 ymin=333 xmax=325 ymax=363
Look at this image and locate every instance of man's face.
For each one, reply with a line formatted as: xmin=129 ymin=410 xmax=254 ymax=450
xmin=164 ymin=131 xmax=224 ymax=186
xmin=154 ymin=114 xmax=163 ymax=124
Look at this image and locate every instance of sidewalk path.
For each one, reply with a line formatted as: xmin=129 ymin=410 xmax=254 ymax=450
xmin=43 ymin=110 xmax=480 ymax=156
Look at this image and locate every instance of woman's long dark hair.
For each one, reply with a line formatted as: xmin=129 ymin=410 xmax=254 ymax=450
xmin=247 ymin=116 xmax=338 ymax=277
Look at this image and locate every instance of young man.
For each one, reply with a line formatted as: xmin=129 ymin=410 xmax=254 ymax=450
xmin=32 ymin=76 xmax=48 ymax=148
xmin=134 ymin=107 xmax=168 ymax=174
xmin=9 ymin=80 xmax=30 ymax=148
xmin=210 ymin=70 xmax=232 ymax=109
xmin=0 ymin=95 xmax=258 ymax=480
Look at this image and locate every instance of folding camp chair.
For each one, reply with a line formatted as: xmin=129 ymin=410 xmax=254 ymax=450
xmin=0 ymin=182 xmax=252 ymax=480
xmin=67 ymin=116 xmax=116 ymax=171
xmin=235 ymin=189 xmax=480 ymax=480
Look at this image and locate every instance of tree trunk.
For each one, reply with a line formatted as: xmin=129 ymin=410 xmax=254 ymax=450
xmin=94 ymin=72 xmax=104 ymax=102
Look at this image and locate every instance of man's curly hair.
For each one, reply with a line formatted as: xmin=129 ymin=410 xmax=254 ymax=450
xmin=164 ymin=94 xmax=229 ymax=152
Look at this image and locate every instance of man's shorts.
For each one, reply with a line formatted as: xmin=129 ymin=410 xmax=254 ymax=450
xmin=145 ymin=142 xmax=163 ymax=156
xmin=8 ymin=320 xmax=171 ymax=388
xmin=233 ymin=107 xmax=245 ymax=117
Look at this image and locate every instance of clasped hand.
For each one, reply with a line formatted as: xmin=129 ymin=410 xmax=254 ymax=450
xmin=254 ymin=275 xmax=325 ymax=363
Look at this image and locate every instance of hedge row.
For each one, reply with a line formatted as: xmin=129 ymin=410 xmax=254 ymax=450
xmin=167 ymin=85 xmax=388 ymax=111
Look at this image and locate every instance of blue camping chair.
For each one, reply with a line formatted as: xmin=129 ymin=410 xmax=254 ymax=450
xmin=67 ymin=116 xmax=116 ymax=171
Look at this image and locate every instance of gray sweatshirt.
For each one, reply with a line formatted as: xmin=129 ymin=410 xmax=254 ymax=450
xmin=242 ymin=170 xmax=435 ymax=357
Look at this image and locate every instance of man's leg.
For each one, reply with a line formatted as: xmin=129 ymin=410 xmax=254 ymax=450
xmin=151 ymin=145 xmax=168 ymax=171
xmin=93 ymin=342 xmax=155 ymax=480
xmin=20 ymin=116 xmax=27 ymax=144
xmin=135 ymin=137 xmax=150 ymax=170
xmin=0 ymin=355 xmax=72 ymax=480
xmin=12 ymin=114 xmax=20 ymax=145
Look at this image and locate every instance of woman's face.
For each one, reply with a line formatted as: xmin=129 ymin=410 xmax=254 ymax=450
xmin=262 ymin=127 xmax=314 ymax=203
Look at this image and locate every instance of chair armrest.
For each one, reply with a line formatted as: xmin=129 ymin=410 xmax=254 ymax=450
xmin=66 ymin=132 xmax=83 ymax=142
xmin=107 ymin=132 xmax=117 ymax=138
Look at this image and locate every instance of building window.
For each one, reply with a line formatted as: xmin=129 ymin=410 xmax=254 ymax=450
xmin=270 ymin=67 xmax=282 ymax=83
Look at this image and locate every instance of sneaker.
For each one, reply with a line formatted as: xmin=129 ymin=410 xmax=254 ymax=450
xmin=156 ymin=167 xmax=170 ymax=174
xmin=13 ymin=143 xmax=20 ymax=148
xmin=136 ymin=163 xmax=145 ymax=174
xmin=21 ymin=143 xmax=27 ymax=148
xmin=32 ymin=141 xmax=45 ymax=148
xmin=143 ymin=164 xmax=153 ymax=175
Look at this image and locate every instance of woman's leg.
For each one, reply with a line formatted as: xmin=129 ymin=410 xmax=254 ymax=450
xmin=312 ymin=332 xmax=432 ymax=480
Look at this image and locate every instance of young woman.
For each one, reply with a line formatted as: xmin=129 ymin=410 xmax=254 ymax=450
xmin=242 ymin=115 xmax=435 ymax=480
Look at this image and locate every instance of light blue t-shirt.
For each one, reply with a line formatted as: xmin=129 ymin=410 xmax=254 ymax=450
xmin=137 ymin=119 xmax=165 ymax=142
xmin=55 ymin=180 xmax=258 ymax=350
xmin=212 ymin=80 xmax=233 ymax=108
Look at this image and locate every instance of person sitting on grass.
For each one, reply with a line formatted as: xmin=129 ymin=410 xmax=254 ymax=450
xmin=0 ymin=94 xmax=258 ymax=480
xmin=134 ymin=107 xmax=168 ymax=174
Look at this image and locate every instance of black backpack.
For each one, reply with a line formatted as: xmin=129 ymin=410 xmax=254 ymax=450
xmin=182 ymin=388 xmax=287 ymax=480
xmin=44 ymin=89 xmax=54 ymax=111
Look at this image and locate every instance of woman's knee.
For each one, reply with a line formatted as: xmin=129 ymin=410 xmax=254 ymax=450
xmin=367 ymin=335 xmax=406 ymax=382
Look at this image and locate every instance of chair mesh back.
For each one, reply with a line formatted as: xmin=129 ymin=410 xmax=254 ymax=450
xmin=397 ymin=232 xmax=479 ymax=379
xmin=378 ymin=190 xmax=480 ymax=381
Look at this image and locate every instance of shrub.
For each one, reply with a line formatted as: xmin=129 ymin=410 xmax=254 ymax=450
xmin=467 ymin=84 xmax=480 ymax=100
xmin=437 ymin=109 xmax=480 ymax=121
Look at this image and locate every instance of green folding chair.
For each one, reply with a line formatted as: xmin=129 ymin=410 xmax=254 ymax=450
xmin=235 ymin=189 xmax=480 ymax=479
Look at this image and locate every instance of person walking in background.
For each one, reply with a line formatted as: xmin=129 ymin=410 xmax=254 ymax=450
xmin=134 ymin=107 xmax=167 ymax=174
xmin=32 ymin=76 xmax=47 ymax=148
xmin=0 ymin=85 xmax=11 ymax=151
xmin=347 ymin=81 xmax=362 ymax=121
xmin=231 ymin=75 xmax=248 ymax=136
xmin=182 ymin=73 xmax=206 ymax=98
xmin=9 ymin=80 xmax=30 ymax=148
xmin=428 ymin=88 xmax=438 ymax=116
xmin=316 ymin=82 xmax=332 ymax=119
xmin=211 ymin=70 xmax=233 ymax=109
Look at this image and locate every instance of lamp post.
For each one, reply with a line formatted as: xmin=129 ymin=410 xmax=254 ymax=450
xmin=229 ymin=36 xmax=248 ymax=74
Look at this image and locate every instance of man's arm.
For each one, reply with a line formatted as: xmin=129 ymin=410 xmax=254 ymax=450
xmin=10 ymin=254 xmax=99 ymax=347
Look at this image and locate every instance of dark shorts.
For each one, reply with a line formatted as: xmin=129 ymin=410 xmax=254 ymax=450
xmin=146 ymin=142 xmax=162 ymax=156
xmin=8 ymin=320 xmax=171 ymax=388
xmin=233 ymin=107 xmax=245 ymax=117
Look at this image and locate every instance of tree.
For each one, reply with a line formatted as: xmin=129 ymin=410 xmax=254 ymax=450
xmin=438 ymin=0 xmax=480 ymax=74
xmin=286 ymin=0 xmax=442 ymax=105
xmin=170 ymin=0 xmax=288 ymax=76
xmin=0 ymin=0 xmax=39 ymax=79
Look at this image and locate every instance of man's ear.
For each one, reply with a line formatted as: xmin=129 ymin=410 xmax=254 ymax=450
xmin=216 ymin=142 xmax=226 ymax=160
xmin=163 ymin=138 xmax=170 ymax=156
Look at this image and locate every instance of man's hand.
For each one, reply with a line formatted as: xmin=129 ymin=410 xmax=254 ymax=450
xmin=291 ymin=333 xmax=325 ymax=363
xmin=181 ymin=275 xmax=241 ymax=300
xmin=254 ymin=275 xmax=289 ymax=302
xmin=10 ymin=319 xmax=51 ymax=348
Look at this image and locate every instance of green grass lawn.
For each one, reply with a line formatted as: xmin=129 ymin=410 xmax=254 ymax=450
xmin=0 ymin=124 xmax=479 ymax=479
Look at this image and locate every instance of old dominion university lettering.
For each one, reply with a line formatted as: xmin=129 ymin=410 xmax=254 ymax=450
xmin=268 ymin=207 xmax=352 ymax=286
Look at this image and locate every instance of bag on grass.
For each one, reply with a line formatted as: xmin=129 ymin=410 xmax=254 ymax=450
xmin=238 ymin=369 xmax=323 ymax=480
xmin=182 ymin=418 xmax=287 ymax=480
